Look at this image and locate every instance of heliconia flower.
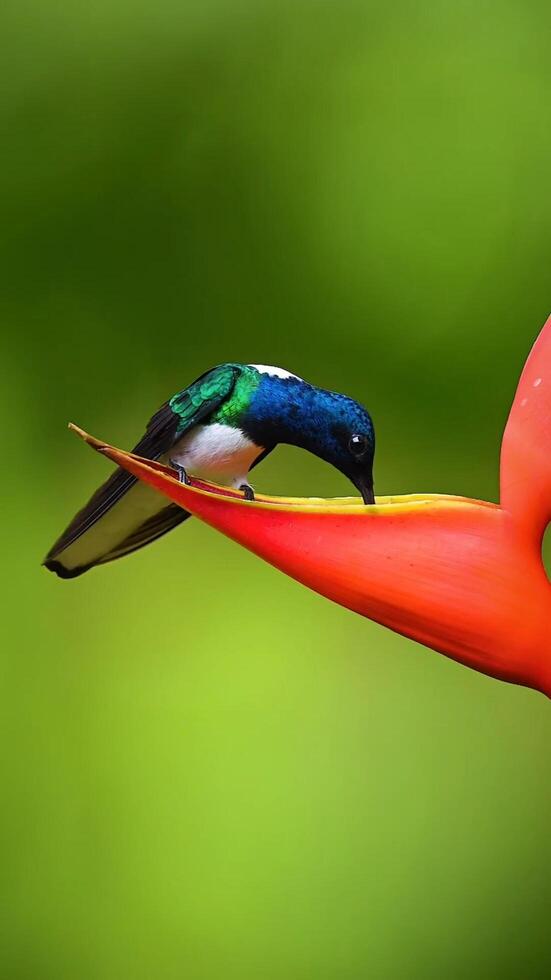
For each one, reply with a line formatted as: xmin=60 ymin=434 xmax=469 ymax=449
xmin=71 ymin=316 xmax=551 ymax=698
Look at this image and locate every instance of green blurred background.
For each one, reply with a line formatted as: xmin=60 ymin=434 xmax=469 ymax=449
xmin=2 ymin=1 xmax=551 ymax=977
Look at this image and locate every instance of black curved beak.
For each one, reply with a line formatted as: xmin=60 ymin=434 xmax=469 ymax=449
xmin=353 ymin=475 xmax=375 ymax=505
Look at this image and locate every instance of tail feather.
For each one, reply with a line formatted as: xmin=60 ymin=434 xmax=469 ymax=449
xmin=44 ymin=502 xmax=189 ymax=578
xmin=44 ymin=404 xmax=186 ymax=578
xmin=91 ymin=503 xmax=189 ymax=567
xmin=45 ymin=465 xmax=137 ymax=562
xmin=44 ymin=473 xmax=189 ymax=578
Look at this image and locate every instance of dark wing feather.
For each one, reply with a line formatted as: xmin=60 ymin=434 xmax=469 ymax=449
xmin=45 ymin=365 xmax=242 ymax=565
xmin=45 ymin=403 xmax=180 ymax=562
xmin=47 ymin=505 xmax=189 ymax=579
xmin=86 ymin=505 xmax=191 ymax=574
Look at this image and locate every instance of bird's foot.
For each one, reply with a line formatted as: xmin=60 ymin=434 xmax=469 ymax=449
xmin=239 ymin=483 xmax=255 ymax=501
xmin=169 ymin=459 xmax=191 ymax=485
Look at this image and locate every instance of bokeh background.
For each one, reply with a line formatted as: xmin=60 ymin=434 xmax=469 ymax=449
xmin=2 ymin=1 xmax=551 ymax=977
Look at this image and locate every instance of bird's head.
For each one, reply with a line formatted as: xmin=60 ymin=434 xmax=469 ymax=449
xmin=301 ymin=390 xmax=376 ymax=504
xmin=245 ymin=372 xmax=376 ymax=503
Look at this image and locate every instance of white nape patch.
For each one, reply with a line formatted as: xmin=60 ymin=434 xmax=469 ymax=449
xmin=250 ymin=364 xmax=302 ymax=381
xmin=167 ymin=423 xmax=263 ymax=485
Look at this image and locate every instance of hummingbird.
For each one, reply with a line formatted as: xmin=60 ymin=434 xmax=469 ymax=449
xmin=44 ymin=363 xmax=375 ymax=578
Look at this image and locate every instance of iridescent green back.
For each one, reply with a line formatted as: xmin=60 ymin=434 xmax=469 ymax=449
xmin=210 ymin=365 xmax=260 ymax=426
xmin=168 ymin=363 xmax=260 ymax=434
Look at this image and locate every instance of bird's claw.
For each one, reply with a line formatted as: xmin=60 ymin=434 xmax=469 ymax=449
xmin=169 ymin=460 xmax=191 ymax=485
xmin=239 ymin=483 xmax=255 ymax=501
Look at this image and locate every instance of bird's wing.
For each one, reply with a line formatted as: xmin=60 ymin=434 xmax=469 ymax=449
xmin=48 ymin=504 xmax=191 ymax=578
xmin=44 ymin=365 xmax=241 ymax=567
xmin=44 ymin=402 xmax=182 ymax=562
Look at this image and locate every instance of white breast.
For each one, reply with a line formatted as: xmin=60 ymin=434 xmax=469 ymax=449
xmin=167 ymin=423 xmax=263 ymax=487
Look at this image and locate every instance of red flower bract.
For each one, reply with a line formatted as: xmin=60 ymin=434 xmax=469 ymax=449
xmin=71 ymin=317 xmax=551 ymax=698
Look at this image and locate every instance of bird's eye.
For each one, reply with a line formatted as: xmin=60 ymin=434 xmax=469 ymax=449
xmin=349 ymin=433 xmax=369 ymax=458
